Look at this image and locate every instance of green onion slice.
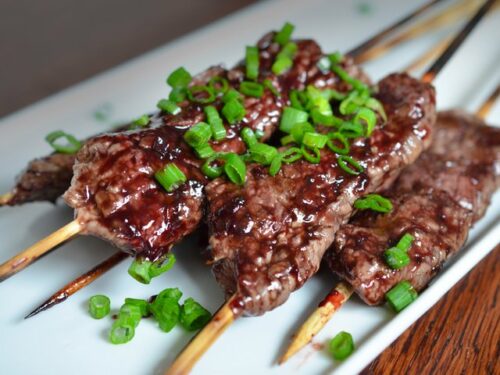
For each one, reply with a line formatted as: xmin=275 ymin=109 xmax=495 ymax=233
xmin=338 ymin=122 xmax=364 ymax=139
xmin=157 ymin=99 xmax=181 ymax=115
xmin=365 ymin=97 xmax=387 ymax=122
xmin=155 ymin=163 xmax=187 ymax=192
xmin=167 ymin=67 xmax=192 ymax=88
xmin=240 ymin=81 xmax=264 ymax=98
xmin=124 ymin=298 xmax=149 ymax=317
xmin=269 ymin=155 xmax=282 ymax=176
xmin=354 ymin=194 xmax=392 ymax=213
xmin=280 ymin=107 xmax=309 ymax=133
xmin=202 ymin=156 xmax=223 ymax=179
xmin=150 ymin=297 xmax=180 ymax=333
xmin=45 ymin=131 xmax=82 ymax=154
xmin=128 ymin=259 xmax=153 ymax=284
xmin=281 ymin=147 xmax=303 ymax=163
xmin=338 ymin=155 xmax=364 ymax=175
xmin=149 ymin=253 xmax=176 ymax=278
xmin=222 ymin=88 xmax=243 ymax=103
xmin=311 ymin=110 xmax=343 ymax=127
xmin=386 ymin=281 xmax=418 ymax=312
xmin=109 ymin=318 xmax=135 ymax=344
xmin=327 ymin=132 xmax=350 ymax=155
xmin=331 ymin=64 xmax=369 ymax=92
xmin=241 ymin=127 xmax=258 ymax=148
xmin=245 ymin=46 xmax=260 ymax=80
xmin=184 ymin=122 xmax=212 ymax=148
xmin=223 ymin=153 xmax=246 ymax=185
xmin=328 ymin=51 xmax=344 ymax=65
xmin=169 ymin=87 xmax=187 ymax=103
xmin=274 ymin=22 xmax=295 ymax=46
xmin=397 ymin=233 xmax=414 ymax=252
xmin=301 ymin=145 xmax=321 ymax=164
xmin=302 ymin=132 xmax=328 ymax=149
xmin=384 ymin=246 xmax=410 ymax=269
xmin=194 ymin=143 xmax=216 ymax=159
xmin=89 ymin=295 xmax=110 ymax=319
xmin=289 ymin=90 xmax=308 ymax=110
xmin=208 ymin=76 xmax=229 ymax=95
xmin=329 ymin=331 xmax=355 ymax=360
xmin=119 ymin=304 xmax=142 ymax=327
xmin=263 ymin=78 xmax=280 ymax=97
xmin=354 ymin=107 xmax=377 ymax=136
xmin=272 ymin=56 xmax=293 ymax=75
xmin=204 ymin=106 xmax=226 ymax=141
xmin=290 ymin=122 xmax=315 ymax=144
xmin=132 ymin=114 xmax=150 ymax=127
xmin=179 ymin=298 xmax=212 ymax=331
xmin=249 ymin=143 xmax=278 ymax=165
xmin=222 ymin=98 xmax=246 ymax=124
xmin=187 ymin=85 xmax=216 ymax=104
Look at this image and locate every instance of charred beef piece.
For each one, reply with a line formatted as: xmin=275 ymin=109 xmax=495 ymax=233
xmin=63 ymin=32 xmax=369 ymax=261
xmin=327 ymin=110 xmax=500 ymax=305
xmin=206 ymin=73 xmax=436 ymax=317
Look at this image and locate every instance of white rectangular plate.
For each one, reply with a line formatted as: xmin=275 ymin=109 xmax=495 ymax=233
xmin=0 ymin=1 xmax=499 ymax=374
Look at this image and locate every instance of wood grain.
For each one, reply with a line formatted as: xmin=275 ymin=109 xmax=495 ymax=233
xmin=364 ymin=244 xmax=500 ymax=375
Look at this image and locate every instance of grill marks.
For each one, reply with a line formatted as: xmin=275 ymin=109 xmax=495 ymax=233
xmin=328 ymin=110 xmax=500 ymax=305
xmin=207 ymin=73 xmax=436 ymax=316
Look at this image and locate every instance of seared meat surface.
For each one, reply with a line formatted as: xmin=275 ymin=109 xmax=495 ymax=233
xmin=63 ymin=32 xmax=368 ymax=261
xmin=206 ymin=73 xmax=436 ymax=316
xmin=328 ymin=110 xmax=500 ymax=305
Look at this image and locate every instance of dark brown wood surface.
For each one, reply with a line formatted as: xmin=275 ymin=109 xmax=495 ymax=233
xmin=1 ymin=1 xmax=498 ymax=374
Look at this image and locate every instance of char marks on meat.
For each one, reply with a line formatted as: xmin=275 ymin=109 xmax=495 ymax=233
xmin=328 ymin=110 xmax=500 ymax=305
xmin=206 ymin=73 xmax=436 ymax=316
xmin=64 ymin=32 xmax=368 ymax=261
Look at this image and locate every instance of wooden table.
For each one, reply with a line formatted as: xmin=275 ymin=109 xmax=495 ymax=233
xmin=1 ymin=1 xmax=498 ymax=374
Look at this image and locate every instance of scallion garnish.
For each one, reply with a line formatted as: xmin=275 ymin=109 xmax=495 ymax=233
xmin=263 ymin=78 xmax=280 ymax=97
xmin=45 ymin=131 xmax=82 ymax=154
xmin=169 ymin=87 xmax=187 ymax=103
xmin=338 ymin=122 xmax=364 ymax=139
xmin=245 ymin=46 xmax=260 ymax=80
xmin=354 ymin=107 xmax=377 ymax=136
xmin=386 ymin=281 xmax=418 ymax=312
xmin=187 ymin=85 xmax=216 ymax=104
xmin=223 ymin=153 xmax=246 ymax=185
xmin=384 ymin=247 xmax=410 ymax=269
xmin=290 ymin=121 xmax=314 ymax=144
xmin=222 ymin=88 xmax=243 ymax=103
xmin=301 ymin=145 xmax=321 ymax=164
xmin=204 ymin=106 xmax=226 ymax=141
xmin=354 ymin=194 xmax=393 ymax=213
xmin=365 ymin=97 xmax=387 ymax=122
xmin=241 ymin=127 xmax=258 ymax=147
xmin=124 ymin=298 xmax=149 ymax=317
xmin=167 ymin=67 xmax=192 ymax=88
xmin=109 ymin=318 xmax=135 ymax=344
xmin=249 ymin=143 xmax=278 ymax=165
xmin=155 ymin=163 xmax=187 ymax=192
xmin=272 ymin=42 xmax=297 ymax=75
xmin=208 ymin=76 xmax=229 ymax=95
xmin=289 ymin=90 xmax=308 ymax=110
xmin=274 ymin=22 xmax=295 ymax=46
xmin=331 ymin=63 xmax=369 ymax=93
xmin=184 ymin=122 xmax=212 ymax=148
xmin=311 ymin=110 xmax=343 ymax=127
xmin=201 ymin=156 xmax=223 ymax=179
xmin=329 ymin=331 xmax=355 ymax=360
xmin=240 ymin=81 xmax=264 ymax=98
xmin=280 ymin=107 xmax=309 ymax=133
xmin=157 ymin=99 xmax=181 ymax=115
xmin=269 ymin=155 xmax=282 ymax=176
xmin=397 ymin=233 xmax=414 ymax=252
xmin=327 ymin=132 xmax=350 ymax=155
xmin=338 ymin=155 xmax=364 ymax=175
xmin=149 ymin=253 xmax=176 ymax=278
xmin=119 ymin=304 xmax=142 ymax=327
xmin=150 ymin=297 xmax=180 ymax=333
xmin=281 ymin=147 xmax=303 ymax=163
xmin=194 ymin=143 xmax=216 ymax=159
xmin=132 ymin=114 xmax=150 ymax=127
xmin=302 ymin=132 xmax=328 ymax=149
xmin=222 ymin=98 xmax=246 ymax=124
xmin=179 ymin=298 xmax=212 ymax=331
xmin=89 ymin=295 xmax=111 ymax=319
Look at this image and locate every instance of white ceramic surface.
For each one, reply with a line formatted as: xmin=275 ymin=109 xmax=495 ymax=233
xmin=0 ymin=1 xmax=499 ymax=374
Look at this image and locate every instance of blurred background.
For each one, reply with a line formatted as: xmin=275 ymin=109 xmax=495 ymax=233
xmin=0 ymin=0 xmax=257 ymax=117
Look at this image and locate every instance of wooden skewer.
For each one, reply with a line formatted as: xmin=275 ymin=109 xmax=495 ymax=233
xmin=0 ymin=192 xmax=13 ymax=206
xmin=404 ymin=37 xmax=452 ymax=73
xmin=476 ymin=83 xmax=500 ymax=120
xmin=0 ymin=220 xmax=82 ymax=282
xmin=24 ymin=251 xmax=128 ymax=318
xmin=166 ymin=296 xmax=237 ymax=375
xmin=279 ymin=0 xmax=497 ymax=363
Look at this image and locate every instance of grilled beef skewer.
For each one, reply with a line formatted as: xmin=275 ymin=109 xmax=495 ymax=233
xmin=328 ymin=110 xmax=500 ymax=305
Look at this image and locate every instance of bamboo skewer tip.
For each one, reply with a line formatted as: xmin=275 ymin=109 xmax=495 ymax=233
xmin=0 ymin=192 xmax=14 ymax=206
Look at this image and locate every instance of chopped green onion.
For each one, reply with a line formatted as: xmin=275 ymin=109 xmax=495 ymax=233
xmin=187 ymin=85 xmax=216 ymax=104
xmin=327 ymin=132 xmax=350 ymax=155
xmin=202 ymin=156 xmax=223 ymax=179
xmin=397 ymin=233 xmax=414 ymax=252
xmin=290 ymin=122 xmax=315 ymax=144
xmin=157 ymin=99 xmax=181 ymax=115
xmin=354 ymin=107 xmax=377 ymax=136
xmin=184 ymin=122 xmax=212 ymax=148
xmin=289 ymin=90 xmax=308 ymax=110
xmin=240 ymin=81 xmax=264 ymax=98
xmin=109 ymin=318 xmax=135 ymax=344
xmin=153 ymin=287 xmax=183 ymax=305
xmin=329 ymin=331 xmax=355 ymax=360
xmin=167 ymin=67 xmax=192 ymax=88
xmin=301 ymin=145 xmax=321 ymax=164
xmin=306 ymin=85 xmax=333 ymax=115
xmin=241 ymin=127 xmax=258 ymax=147
xmin=223 ymin=153 xmax=246 ymax=185
xmin=331 ymin=64 xmax=369 ymax=92
xmin=150 ymin=297 xmax=180 ymax=332
xmin=128 ymin=259 xmax=153 ymax=284
xmin=338 ymin=122 xmax=364 ymax=139
xmin=281 ymin=147 xmax=303 ymax=163
xmin=280 ymin=107 xmax=309 ymax=133
xmin=272 ymin=55 xmax=293 ymax=75
xmin=311 ymin=110 xmax=343 ymax=127
xmin=263 ymin=78 xmax=280 ymax=96
xmin=274 ymin=22 xmax=295 ymax=46
xmin=45 ymin=131 xmax=82 ymax=154
xmin=338 ymin=155 xmax=364 ymax=175
xmin=245 ymin=46 xmax=260 ymax=80
xmin=124 ymin=298 xmax=149 ymax=317
xmin=149 ymin=253 xmax=176 ymax=278
xmin=280 ymin=41 xmax=298 ymax=57
xmin=194 ymin=143 xmax=216 ymax=159
xmin=208 ymin=76 xmax=229 ymax=95
xmin=222 ymin=88 xmax=243 ymax=103
xmin=365 ymin=97 xmax=387 ymax=122
xmin=179 ymin=298 xmax=212 ymax=331
xmin=89 ymin=295 xmax=110 ymax=319
xmin=328 ymin=51 xmax=344 ymax=65
xmin=222 ymin=98 xmax=246 ymax=124
xmin=302 ymin=132 xmax=328 ymax=149
xmin=119 ymin=304 xmax=142 ymax=327
xmin=269 ymin=155 xmax=282 ymax=176
xmin=155 ymin=163 xmax=187 ymax=192
xmin=280 ymin=134 xmax=295 ymax=145
xmin=204 ymin=106 xmax=226 ymax=141
xmin=169 ymin=87 xmax=187 ymax=103
xmin=354 ymin=194 xmax=393 ymax=213
xmin=132 ymin=114 xmax=150 ymax=127
xmin=249 ymin=143 xmax=278 ymax=165
xmin=384 ymin=246 xmax=410 ymax=269
xmin=386 ymin=281 xmax=418 ymax=312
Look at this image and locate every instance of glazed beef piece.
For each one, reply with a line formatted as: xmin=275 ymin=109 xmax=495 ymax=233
xmin=64 ymin=32 xmax=369 ymax=261
xmin=206 ymin=73 xmax=436 ymax=317
xmin=328 ymin=110 xmax=500 ymax=305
